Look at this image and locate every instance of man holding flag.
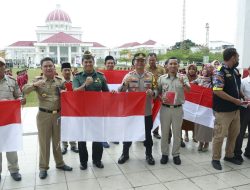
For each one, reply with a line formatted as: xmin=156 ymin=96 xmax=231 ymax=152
xmin=117 ymin=53 xmax=157 ymax=165
xmin=0 ymin=57 xmax=24 ymax=181
xmin=73 ymin=51 xmax=109 ymax=170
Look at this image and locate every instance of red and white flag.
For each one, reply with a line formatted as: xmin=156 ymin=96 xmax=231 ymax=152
xmin=0 ymin=100 xmax=23 ymax=152
xmin=61 ymin=91 xmax=146 ymax=141
xmin=183 ymin=84 xmax=214 ymax=128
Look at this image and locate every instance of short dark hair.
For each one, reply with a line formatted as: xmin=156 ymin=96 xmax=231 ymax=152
xmin=148 ymin=53 xmax=157 ymax=58
xmin=40 ymin=57 xmax=54 ymax=66
xmin=166 ymin=57 xmax=179 ymax=64
xmin=223 ymin=48 xmax=238 ymax=61
xmin=104 ymin=55 xmax=115 ymax=64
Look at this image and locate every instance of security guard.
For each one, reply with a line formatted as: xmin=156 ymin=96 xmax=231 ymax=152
xmin=73 ymin=51 xmax=109 ymax=170
xmin=0 ymin=57 xmax=23 ymax=181
xmin=146 ymin=53 xmax=165 ymax=139
xmin=212 ymin=48 xmax=243 ymax=170
xmin=60 ymin=62 xmax=79 ymax=154
xmin=156 ymin=57 xmax=190 ymax=165
xmin=23 ymin=57 xmax=72 ymax=179
xmin=118 ymin=53 xmax=156 ymax=165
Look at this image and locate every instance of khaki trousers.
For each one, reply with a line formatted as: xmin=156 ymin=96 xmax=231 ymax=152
xmin=160 ymin=106 xmax=183 ymax=157
xmin=0 ymin=152 xmax=19 ymax=174
xmin=212 ymin=110 xmax=240 ymax=160
xmin=37 ymin=111 xmax=64 ymax=171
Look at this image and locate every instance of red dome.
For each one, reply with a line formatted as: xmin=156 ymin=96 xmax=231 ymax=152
xmin=46 ymin=8 xmax=71 ymax=23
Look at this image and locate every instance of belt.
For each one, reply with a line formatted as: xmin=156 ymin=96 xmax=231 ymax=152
xmin=39 ymin=108 xmax=60 ymax=114
xmin=162 ymin=104 xmax=182 ymax=108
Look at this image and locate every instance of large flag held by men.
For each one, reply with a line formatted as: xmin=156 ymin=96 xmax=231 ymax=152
xmin=61 ymin=91 xmax=146 ymax=141
xmin=0 ymin=100 xmax=23 ymax=152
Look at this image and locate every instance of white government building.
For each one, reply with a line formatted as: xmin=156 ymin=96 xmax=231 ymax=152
xmin=5 ymin=5 xmax=109 ymax=67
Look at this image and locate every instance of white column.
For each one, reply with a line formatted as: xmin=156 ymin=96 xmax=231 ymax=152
xmin=35 ymin=46 xmax=40 ymax=66
xmin=68 ymin=46 xmax=72 ymax=63
xmin=236 ymin=0 xmax=250 ymax=69
xmin=46 ymin=46 xmax=50 ymax=57
xmin=78 ymin=46 xmax=82 ymax=57
xmin=57 ymin=46 xmax=60 ymax=64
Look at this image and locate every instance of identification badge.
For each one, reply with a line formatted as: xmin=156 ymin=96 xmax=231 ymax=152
xmin=226 ymin=74 xmax=232 ymax=77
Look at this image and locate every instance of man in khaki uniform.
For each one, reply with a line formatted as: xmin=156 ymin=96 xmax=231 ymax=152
xmin=118 ymin=53 xmax=157 ymax=165
xmin=23 ymin=57 xmax=72 ymax=179
xmin=156 ymin=57 xmax=190 ymax=165
xmin=146 ymin=53 xmax=165 ymax=139
xmin=0 ymin=57 xmax=23 ymax=182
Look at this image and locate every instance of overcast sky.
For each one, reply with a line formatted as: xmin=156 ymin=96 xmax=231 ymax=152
xmin=0 ymin=0 xmax=238 ymax=49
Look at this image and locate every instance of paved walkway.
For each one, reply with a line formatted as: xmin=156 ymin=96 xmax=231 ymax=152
xmin=1 ymin=108 xmax=250 ymax=190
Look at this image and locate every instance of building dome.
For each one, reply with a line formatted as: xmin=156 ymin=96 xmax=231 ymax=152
xmin=46 ymin=5 xmax=71 ymax=23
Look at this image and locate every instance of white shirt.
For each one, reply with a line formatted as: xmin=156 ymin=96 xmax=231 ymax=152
xmin=241 ymin=76 xmax=250 ymax=98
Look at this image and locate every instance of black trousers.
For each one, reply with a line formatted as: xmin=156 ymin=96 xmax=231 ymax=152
xmin=122 ymin=115 xmax=153 ymax=156
xmin=78 ymin=141 xmax=103 ymax=164
xmin=234 ymin=107 xmax=250 ymax=156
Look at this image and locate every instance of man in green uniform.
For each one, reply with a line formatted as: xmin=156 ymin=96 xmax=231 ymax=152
xmin=23 ymin=57 xmax=72 ymax=179
xmin=0 ymin=57 xmax=23 ymax=182
xmin=73 ymin=51 xmax=109 ymax=170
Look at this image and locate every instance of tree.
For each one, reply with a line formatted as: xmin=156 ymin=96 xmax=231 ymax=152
xmin=171 ymin=39 xmax=197 ymax=50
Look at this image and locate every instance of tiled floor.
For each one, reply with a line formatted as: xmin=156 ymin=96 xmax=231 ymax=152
xmin=1 ymin=135 xmax=250 ymax=190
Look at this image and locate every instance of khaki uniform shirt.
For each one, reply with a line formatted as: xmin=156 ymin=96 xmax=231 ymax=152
xmin=0 ymin=75 xmax=21 ymax=100
xmin=118 ymin=70 xmax=156 ymax=116
xmin=23 ymin=76 xmax=63 ymax=110
xmin=157 ymin=74 xmax=190 ymax=105
xmin=145 ymin=65 xmax=165 ymax=82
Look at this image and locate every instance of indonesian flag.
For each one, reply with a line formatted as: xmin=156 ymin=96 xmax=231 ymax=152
xmin=0 ymin=100 xmax=23 ymax=152
xmin=183 ymin=84 xmax=214 ymax=128
xmin=61 ymin=91 xmax=146 ymax=141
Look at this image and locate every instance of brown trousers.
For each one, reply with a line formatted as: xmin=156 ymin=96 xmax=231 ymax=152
xmin=37 ymin=111 xmax=64 ymax=171
xmin=212 ymin=110 xmax=240 ymax=160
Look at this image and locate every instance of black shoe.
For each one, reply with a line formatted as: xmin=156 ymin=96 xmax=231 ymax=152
xmin=181 ymin=141 xmax=186 ymax=148
xmin=173 ymin=156 xmax=181 ymax=165
xmin=235 ymin=155 xmax=244 ymax=163
xmin=112 ymin=142 xmax=119 ymax=144
xmin=62 ymin=148 xmax=67 ymax=155
xmin=211 ymin=160 xmax=222 ymax=170
xmin=93 ymin=161 xmax=104 ymax=168
xmin=160 ymin=155 xmax=169 ymax=164
xmin=80 ymin=162 xmax=87 ymax=170
xmin=102 ymin=142 xmax=110 ymax=148
xmin=56 ymin=164 xmax=73 ymax=171
xmin=71 ymin=146 xmax=79 ymax=153
xmin=10 ymin=172 xmax=22 ymax=181
xmin=224 ymin=156 xmax=242 ymax=165
xmin=244 ymin=152 xmax=250 ymax=159
xmin=118 ymin=154 xmax=129 ymax=164
xmin=153 ymin=133 xmax=161 ymax=139
xmin=39 ymin=171 xmax=47 ymax=179
xmin=146 ymin=155 xmax=155 ymax=165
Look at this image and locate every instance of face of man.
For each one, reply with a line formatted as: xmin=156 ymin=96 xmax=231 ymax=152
xmin=148 ymin=56 xmax=157 ymax=68
xmin=134 ymin=58 xmax=146 ymax=71
xmin=41 ymin=61 xmax=55 ymax=78
xmin=62 ymin=68 xmax=71 ymax=80
xmin=167 ymin=59 xmax=179 ymax=74
xmin=233 ymin=53 xmax=239 ymax=68
xmin=83 ymin=58 xmax=94 ymax=73
xmin=105 ymin=60 xmax=115 ymax=70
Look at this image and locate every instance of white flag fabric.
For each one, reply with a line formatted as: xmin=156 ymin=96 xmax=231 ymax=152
xmin=0 ymin=100 xmax=23 ymax=152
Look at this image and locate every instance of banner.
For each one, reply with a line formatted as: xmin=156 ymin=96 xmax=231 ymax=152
xmin=61 ymin=91 xmax=146 ymax=141
xmin=0 ymin=100 xmax=23 ymax=152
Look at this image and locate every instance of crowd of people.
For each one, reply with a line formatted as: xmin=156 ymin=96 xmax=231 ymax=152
xmin=0 ymin=47 xmax=250 ymax=181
